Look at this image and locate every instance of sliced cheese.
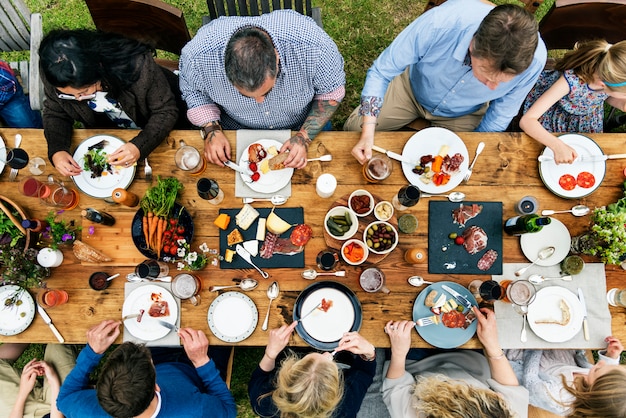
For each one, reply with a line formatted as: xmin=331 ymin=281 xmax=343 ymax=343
xmin=438 ymin=144 xmax=449 ymax=157
xmin=448 ymin=299 xmax=458 ymax=310
xmin=224 ymin=249 xmax=236 ymax=262
xmin=433 ymin=294 xmax=447 ymax=309
xmin=256 ymin=218 xmax=266 ymax=241
xmin=267 ymin=146 xmax=278 ymax=156
xmin=259 ymin=159 xmax=270 ymax=174
xmin=243 ymin=240 xmax=259 ymax=257
xmin=235 ymin=204 xmax=259 ymax=230
xmin=227 ymin=228 xmax=244 ymax=246
xmin=441 ymin=301 xmax=452 ymax=313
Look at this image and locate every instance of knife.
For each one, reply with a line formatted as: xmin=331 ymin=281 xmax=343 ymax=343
xmin=37 ymin=304 xmax=64 ymax=343
xmin=224 ymin=160 xmax=249 ymax=174
xmin=154 ymin=319 xmax=179 ymax=333
xmin=441 ymin=285 xmax=473 ymax=310
xmin=298 ymin=303 xmax=322 ymax=322
xmin=371 ymin=145 xmax=418 ymax=166
xmin=538 ymin=153 xmax=626 ymax=163
xmin=577 ymin=288 xmax=590 ymax=341
xmin=235 ymin=244 xmax=270 ymax=279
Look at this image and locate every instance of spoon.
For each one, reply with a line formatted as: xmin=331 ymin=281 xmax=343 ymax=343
xmin=407 ymin=276 xmax=434 ymax=287
xmin=514 ymin=246 xmax=556 ymax=276
xmin=420 ymin=191 xmax=466 ymax=202
xmin=541 ymin=205 xmax=590 ymax=217
xmin=242 ymin=195 xmax=287 ymax=205
xmin=514 ymin=305 xmax=529 ymax=343
xmin=208 ymin=278 xmax=259 ymax=292
xmin=301 ymin=269 xmax=347 ymax=280
xmin=528 ymin=274 xmax=573 ymax=284
xmin=262 ymin=281 xmax=279 ymax=331
xmin=307 ymin=154 xmax=332 ymax=162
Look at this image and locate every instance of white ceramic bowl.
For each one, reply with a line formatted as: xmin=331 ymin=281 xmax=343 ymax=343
xmin=324 ymin=206 xmax=359 ymax=240
xmin=363 ymin=221 xmax=399 ymax=255
xmin=374 ymin=200 xmax=394 ymax=222
xmin=348 ymin=189 xmax=374 ymax=217
xmin=341 ymin=239 xmax=369 ymax=266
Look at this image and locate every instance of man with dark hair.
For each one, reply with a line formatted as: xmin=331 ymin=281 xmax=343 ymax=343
xmin=345 ymin=0 xmax=547 ymax=164
xmin=57 ymin=320 xmax=236 ymax=418
xmin=179 ymin=9 xmax=345 ymax=170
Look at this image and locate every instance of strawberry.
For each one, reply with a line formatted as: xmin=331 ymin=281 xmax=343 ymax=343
xmin=249 ymin=162 xmax=258 ymax=172
xmin=251 ymin=172 xmax=261 ymax=182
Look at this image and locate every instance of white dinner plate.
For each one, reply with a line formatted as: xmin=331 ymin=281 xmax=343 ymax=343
xmin=520 ymin=218 xmax=571 ymax=266
xmin=208 ymin=291 xmax=258 ymax=343
xmin=239 ymin=139 xmax=294 ymax=194
xmin=299 ymin=288 xmax=354 ymax=343
xmin=538 ymin=133 xmax=606 ymax=199
xmin=0 ymin=285 xmax=36 ymax=336
xmin=122 ymin=285 xmax=178 ymax=341
xmin=527 ymin=286 xmax=583 ymax=343
xmin=0 ymin=134 xmax=6 ymax=175
xmin=72 ymin=135 xmax=135 ymax=198
xmin=401 ymin=127 xmax=469 ymax=194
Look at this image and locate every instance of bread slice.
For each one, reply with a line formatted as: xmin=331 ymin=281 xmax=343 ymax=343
xmin=227 ymin=228 xmax=244 ymax=247
xmin=268 ymin=152 xmax=289 ymax=170
xmin=73 ymin=239 xmax=112 ymax=262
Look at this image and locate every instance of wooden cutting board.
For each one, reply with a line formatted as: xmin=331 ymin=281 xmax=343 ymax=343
xmin=80 ymin=211 xmax=145 ymax=266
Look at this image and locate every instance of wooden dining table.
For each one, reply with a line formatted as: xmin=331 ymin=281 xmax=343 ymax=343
xmin=1 ymin=127 xmax=625 ymax=349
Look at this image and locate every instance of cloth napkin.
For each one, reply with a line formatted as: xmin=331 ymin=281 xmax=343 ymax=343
xmin=235 ymin=129 xmax=292 ymax=198
xmin=493 ymin=263 xmax=611 ymax=349
xmin=123 ymin=282 xmax=181 ymax=347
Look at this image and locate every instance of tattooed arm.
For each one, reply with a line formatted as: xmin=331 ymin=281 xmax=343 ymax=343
xmin=280 ymin=99 xmax=340 ymax=169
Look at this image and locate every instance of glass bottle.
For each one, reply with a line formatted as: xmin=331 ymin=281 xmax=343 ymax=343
xmin=504 ymin=214 xmax=551 ymax=235
xmin=81 ymin=208 xmax=116 ymax=226
xmin=21 ymin=218 xmax=49 ymax=233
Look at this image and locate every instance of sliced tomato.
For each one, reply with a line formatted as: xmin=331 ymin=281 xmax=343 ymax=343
xmin=576 ymin=171 xmax=595 ymax=188
xmin=558 ymin=174 xmax=577 ymax=191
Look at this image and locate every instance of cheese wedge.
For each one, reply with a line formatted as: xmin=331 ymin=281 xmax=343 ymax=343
xmin=243 ymin=240 xmax=259 ymax=257
xmin=227 ymin=228 xmax=244 ymax=246
xmin=236 ymin=204 xmax=259 ymax=230
xmin=224 ymin=249 xmax=236 ymax=263
xmin=266 ymin=209 xmax=292 ymax=234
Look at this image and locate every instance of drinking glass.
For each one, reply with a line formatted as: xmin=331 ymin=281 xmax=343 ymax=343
xmin=316 ymin=250 xmax=339 ymax=270
xmin=505 ymin=280 xmax=536 ymax=306
xmin=175 ymin=140 xmax=206 ymax=175
xmin=39 ymin=176 xmax=79 ymax=210
xmin=135 ymin=259 xmax=169 ymax=279
xmin=359 ymin=267 xmax=390 ymax=293
xmin=362 ymin=155 xmax=392 ymax=183
xmin=392 ymin=184 xmax=421 ymax=211
xmin=37 ymin=289 xmax=69 ymax=308
xmin=479 ymin=280 xmax=504 ymax=302
xmin=171 ymin=273 xmax=201 ymax=305
xmin=607 ymin=288 xmax=626 ymax=308
xmin=197 ymin=178 xmax=224 ymax=205
xmin=560 ymin=255 xmax=585 ymax=275
xmin=0 ymin=146 xmax=29 ymax=169
xmin=18 ymin=176 xmax=45 ymax=197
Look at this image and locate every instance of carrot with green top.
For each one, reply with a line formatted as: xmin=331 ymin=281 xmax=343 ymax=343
xmin=156 ymin=217 xmax=166 ymax=258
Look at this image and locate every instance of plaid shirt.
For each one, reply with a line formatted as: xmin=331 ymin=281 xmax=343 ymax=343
xmin=180 ymin=10 xmax=345 ymax=130
xmin=0 ymin=61 xmax=17 ymax=105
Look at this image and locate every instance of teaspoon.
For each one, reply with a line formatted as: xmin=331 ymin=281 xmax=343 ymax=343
xmin=541 ymin=205 xmax=590 ymax=217
xmin=407 ymin=276 xmax=434 ymax=287
xmin=242 ymin=195 xmax=287 ymax=205
xmin=262 ymin=281 xmax=280 ymax=331
xmin=528 ymin=274 xmax=573 ymax=284
xmin=301 ymin=269 xmax=347 ymax=280
xmin=514 ymin=305 xmax=529 ymax=343
xmin=209 ymin=278 xmax=259 ymax=292
xmin=307 ymin=154 xmax=332 ymax=162
xmin=515 ymin=246 xmax=555 ymax=276
xmin=420 ymin=191 xmax=465 ymax=202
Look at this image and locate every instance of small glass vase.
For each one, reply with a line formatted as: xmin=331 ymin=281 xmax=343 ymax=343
xmin=570 ymin=234 xmax=597 ymax=255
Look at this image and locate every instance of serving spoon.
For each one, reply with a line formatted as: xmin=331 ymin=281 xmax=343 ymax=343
xmin=420 ymin=191 xmax=465 ymax=202
xmin=407 ymin=276 xmax=434 ymax=287
xmin=242 ymin=195 xmax=288 ymax=205
xmin=528 ymin=274 xmax=573 ymax=284
xmin=208 ymin=278 xmax=259 ymax=292
xmin=301 ymin=269 xmax=346 ymax=280
xmin=262 ymin=281 xmax=279 ymax=331
xmin=541 ymin=205 xmax=590 ymax=217
xmin=515 ymin=246 xmax=555 ymax=276
xmin=307 ymin=155 xmax=332 ymax=162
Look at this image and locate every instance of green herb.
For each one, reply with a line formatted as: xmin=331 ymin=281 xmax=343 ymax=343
xmin=0 ymin=209 xmax=24 ymax=247
xmin=43 ymin=211 xmax=81 ymax=250
xmin=0 ymin=247 xmax=49 ymax=289
xmin=83 ymin=148 xmax=111 ymax=178
xmin=140 ymin=177 xmax=184 ymax=217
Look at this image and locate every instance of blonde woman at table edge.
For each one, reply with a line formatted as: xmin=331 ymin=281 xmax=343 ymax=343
xmin=383 ymin=307 xmax=528 ymax=418
xmin=506 ymin=336 xmax=626 ymax=417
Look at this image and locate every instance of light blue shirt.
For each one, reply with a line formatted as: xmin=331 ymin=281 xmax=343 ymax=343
xmin=361 ymin=0 xmax=547 ymax=132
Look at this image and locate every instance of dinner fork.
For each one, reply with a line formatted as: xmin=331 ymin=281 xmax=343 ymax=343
xmin=144 ymin=158 xmax=152 ymax=182
xmin=463 ymin=141 xmax=485 ymax=183
xmin=415 ymin=316 xmax=438 ymax=327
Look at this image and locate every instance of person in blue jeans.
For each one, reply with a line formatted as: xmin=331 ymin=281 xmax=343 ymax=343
xmin=0 ymin=61 xmax=42 ymax=128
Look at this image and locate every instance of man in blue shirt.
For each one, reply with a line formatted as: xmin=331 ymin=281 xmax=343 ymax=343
xmin=57 ymin=320 xmax=236 ymax=418
xmin=345 ymin=0 xmax=547 ymax=164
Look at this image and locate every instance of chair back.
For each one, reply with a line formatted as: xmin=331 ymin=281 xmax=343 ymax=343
xmin=205 ymin=0 xmax=322 ymax=27
xmin=423 ymin=0 xmax=545 ymax=14
xmin=84 ymin=0 xmax=191 ymax=55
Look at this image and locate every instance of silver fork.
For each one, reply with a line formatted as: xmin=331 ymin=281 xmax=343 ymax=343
xmin=144 ymin=158 xmax=152 ymax=182
xmin=415 ymin=316 xmax=438 ymax=327
xmin=463 ymin=141 xmax=485 ymax=183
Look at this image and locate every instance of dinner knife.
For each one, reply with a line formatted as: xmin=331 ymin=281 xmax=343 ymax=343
xmin=577 ymin=288 xmax=590 ymax=341
xmin=235 ymin=244 xmax=270 ymax=279
xmin=224 ymin=160 xmax=248 ymax=174
xmin=371 ymin=145 xmax=418 ymax=166
xmin=441 ymin=285 xmax=473 ymax=310
xmin=298 ymin=303 xmax=322 ymax=322
xmin=538 ymin=153 xmax=626 ymax=163
xmin=154 ymin=319 xmax=179 ymax=333
xmin=37 ymin=304 xmax=64 ymax=343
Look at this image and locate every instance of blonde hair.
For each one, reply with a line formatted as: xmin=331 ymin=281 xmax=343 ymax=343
xmin=555 ymin=39 xmax=626 ymax=93
xmin=563 ymin=367 xmax=626 ymax=417
xmin=271 ymin=353 xmax=343 ymax=418
xmin=409 ymin=375 xmax=515 ymax=418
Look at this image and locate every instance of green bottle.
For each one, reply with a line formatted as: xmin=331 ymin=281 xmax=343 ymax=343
xmin=504 ymin=214 xmax=551 ymax=235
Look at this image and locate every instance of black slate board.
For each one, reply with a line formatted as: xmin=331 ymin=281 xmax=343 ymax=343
xmin=428 ymin=201 xmax=503 ymax=275
xmin=219 ymin=207 xmax=304 ymax=269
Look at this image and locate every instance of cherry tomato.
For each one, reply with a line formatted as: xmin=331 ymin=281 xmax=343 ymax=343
xmin=169 ymin=218 xmax=178 ymax=226
xmin=251 ymin=172 xmax=261 ymax=182
xmin=249 ymin=162 xmax=258 ymax=172
xmin=169 ymin=246 xmax=178 ymax=256
xmin=176 ymin=226 xmax=185 ymax=234
xmin=163 ymin=244 xmax=170 ymax=254
xmin=163 ymin=230 xmax=172 ymax=240
xmin=454 ymin=236 xmax=465 ymax=245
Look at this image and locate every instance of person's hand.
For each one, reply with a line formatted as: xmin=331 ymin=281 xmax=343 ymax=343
xmin=281 ymin=134 xmax=308 ymax=169
xmin=203 ymin=130 xmax=231 ymax=167
xmin=385 ymin=320 xmax=414 ymax=359
xmin=605 ymin=336 xmax=624 ymax=359
xmin=266 ymin=321 xmax=298 ymax=360
xmin=335 ymin=331 xmax=375 ymax=358
xmin=179 ymin=328 xmax=210 ymax=368
xmin=51 ymin=151 xmax=82 ymax=177
xmin=474 ymin=306 xmax=501 ymax=355
xmin=18 ymin=359 xmax=40 ymax=395
xmin=107 ymin=142 xmax=140 ymax=167
xmin=551 ymin=141 xmax=578 ymax=165
xmin=87 ymin=320 xmax=121 ymax=354
xmin=351 ymin=133 xmax=374 ymax=164
xmin=38 ymin=360 xmax=61 ymax=390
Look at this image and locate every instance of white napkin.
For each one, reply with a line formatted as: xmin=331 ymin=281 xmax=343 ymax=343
xmin=123 ymin=282 xmax=181 ymax=347
xmin=493 ymin=263 xmax=611 ymax=349
xmin=235 ymin=130 xmax=292 ymax=198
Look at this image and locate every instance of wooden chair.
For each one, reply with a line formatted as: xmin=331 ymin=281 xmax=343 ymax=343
xmin=423 ymin=0 xmax=545 ymax=14
xmin=0 ymin=0 xmax=44 ymax=110
xmin=204 ymin=0 xmax=323 ymax=28
xmin=84 ymin=0 xmax=191 ymax=70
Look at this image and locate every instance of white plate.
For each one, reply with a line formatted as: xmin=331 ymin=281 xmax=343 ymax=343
xmin=208 ymin=291 xmax=258 ymax=343
xmin=538 ymin=133 xmax=606 ymax=199
xmin=122 ymin=285 xmax=178 ymax=341
xmin=239 ymin=139 xmax=294 ymax=194
xmin=72 ymin=135 xmax=135 ymax=198
xmin=527 ymin=286 xmax=583 ymax=343
xmin=401 ymin=127 xmax=469 ymax=194
xmin=520 ymin=218 xmax=571 ymax=266
xmin=0 ymin=134 xmax=6 ymax=175
xmin=299 ymin=288 xmax=355 ymax=343
xmin=0 ymin=285 xmax=36 ymax=336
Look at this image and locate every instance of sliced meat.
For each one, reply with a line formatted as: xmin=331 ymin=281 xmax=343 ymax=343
xmin=477 ymin=249 xmax=498 ymax=271
xmin=462 ymin=225 xmax=488 ymax=255
xmin=259 ymin=232 xmax=279 ymax=259
xmin=452 ymin=203 xmax=483 ymax=227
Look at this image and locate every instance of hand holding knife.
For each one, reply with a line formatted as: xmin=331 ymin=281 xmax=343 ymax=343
xmin=37 ymin=304 xmax=64 ymax=343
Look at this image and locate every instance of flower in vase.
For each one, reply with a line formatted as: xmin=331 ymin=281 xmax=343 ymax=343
xmin=0 ymin=246 xmax=49 ymax=289
xmin=42 ymin=211 xmax=81 ymax=250
xmin=163 ymin=239 xmax=222 ymax=271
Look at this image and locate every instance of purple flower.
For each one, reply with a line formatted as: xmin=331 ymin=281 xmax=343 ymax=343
xmin=62 ymin=233 xmax=73 ymax=242
xmin=88 ymin=226 xmax=95 ymax=235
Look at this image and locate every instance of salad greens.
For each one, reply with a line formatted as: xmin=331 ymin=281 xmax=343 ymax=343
xmin=83 ymin=148 xmax=112 ymax=178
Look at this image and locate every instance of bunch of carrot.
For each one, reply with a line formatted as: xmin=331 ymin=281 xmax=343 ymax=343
xmin=139 ymin=177 xmax=184 ymax=257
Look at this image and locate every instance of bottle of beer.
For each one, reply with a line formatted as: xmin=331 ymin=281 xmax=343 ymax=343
xmin=81 ymin=208 xmax=116 ymax=226
xmin=504 ymin=214 xmax=551 ymax=235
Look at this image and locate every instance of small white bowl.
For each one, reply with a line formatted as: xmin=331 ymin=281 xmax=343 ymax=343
xmin=341 ymin=239 xmax=369 ymax=266
xmin=324 ymin=206 xmax=359 ymax=240
xmin=374 ymin=200 xmax=394 ymax=222
xmin=348 ymin=189 xmax=374 ymax=217
xmin=363 ymin=221 xmax=399 ymax=255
